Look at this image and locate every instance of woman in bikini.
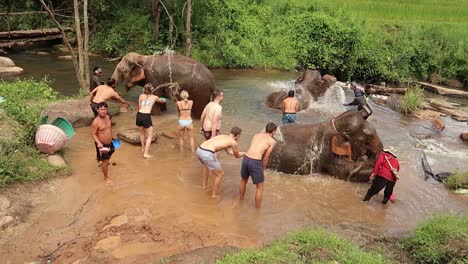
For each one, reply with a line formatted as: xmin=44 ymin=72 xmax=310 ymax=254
xmin=176 ymin=90 xmax=195 ymax=152
xmin=137 ymin=83 xmax=166 ymax=158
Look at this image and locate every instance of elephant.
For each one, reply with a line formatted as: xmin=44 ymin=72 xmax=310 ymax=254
xmin=265 ymin=70 xmax=337 ymax=111
xmin=267 ymin=111 xmax=383 ymax=181
xmin=111 ymin=52 xmax=216 ymax=118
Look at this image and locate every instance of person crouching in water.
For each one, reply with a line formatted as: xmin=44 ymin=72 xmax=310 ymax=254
xmin=196 ymin=127 xmax=245 ymax=198
xmin=343 ymin=82 xmax=373 ymax=119
xmin=363 ymin=147 xmax=400 ymax=204
xmin=136 ymin=83 xmax=167 ymax=158
xmin=176 ymin=90 xmax=195 ymax=152
xmin=240 ymin=122 xmax=277 ymax=208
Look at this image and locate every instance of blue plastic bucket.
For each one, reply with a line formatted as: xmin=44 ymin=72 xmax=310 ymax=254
xmin=112 ymin=138 xmax=121 ymax=149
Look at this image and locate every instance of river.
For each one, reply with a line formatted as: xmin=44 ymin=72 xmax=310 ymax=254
xmin=1 ymin=51 xmax=467 ymax=263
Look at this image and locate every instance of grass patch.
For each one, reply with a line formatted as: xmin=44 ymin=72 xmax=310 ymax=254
xmin=403 ymin=214 xmax=468 ymax=264
xmin=0 ymin=79 xmax=69 ymax=187
xmin=217 ymin=228 xmax=386 ymax=264
xmin=400 ymin=85 xmax=425 ymax=114
xmin=443 ymin=171 xmax=468 ymax=190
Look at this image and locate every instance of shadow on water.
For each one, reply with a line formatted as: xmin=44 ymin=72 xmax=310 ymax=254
xmin=2 ymin=52 xmax=467 ymax=262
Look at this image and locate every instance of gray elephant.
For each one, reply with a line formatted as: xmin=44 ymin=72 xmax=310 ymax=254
xmin=111 ymin=52 xmax=216 ymax=118
xmin=267 ymin=111 xmax=383 ymax=181
xmin=265 ymin=70 xmax=337 ymax=111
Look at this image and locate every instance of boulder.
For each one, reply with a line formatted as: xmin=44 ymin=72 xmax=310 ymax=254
xmin=0 ymin=56 xmax=15 ymax=67
xmin=0 ymin=215 xmax=14 ymax=229
xmin=47 ymin=154 xmax=67 ymax=167
xmin=460 ymin=132 xmax=468 ymax=142
xmin=118 ymin=128 xmax=158 ymax=144
xmin=0 ymin=66 xmax=24 ymax=77
xmin=0 ymin=195 xmax=11 ymax=211
xmin=45 ymin=98 xmax=120 ymax=128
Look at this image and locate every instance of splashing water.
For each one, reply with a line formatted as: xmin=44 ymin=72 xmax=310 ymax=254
xmin=266 ymin=80 xmax=295 ymax=92
xmin=308 ymin=84 xmax=346 ymax=113
xmin=164 ymin=47 xmax=175 ymax=83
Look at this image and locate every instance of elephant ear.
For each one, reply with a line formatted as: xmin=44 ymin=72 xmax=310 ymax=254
xmin=330 ymin=134 xmax=353 ymax=161
xmin=129 ymin=62 xmax=145 ymax=83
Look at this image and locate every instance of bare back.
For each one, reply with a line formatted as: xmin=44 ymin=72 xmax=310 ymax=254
xmin=92 ymin=85 xmax=120 ymax=103
xmin=138 ymin=94 xmax=158 ymax=114
xmin=246 ymin=133 xmax=276 ymax=160
xmin=282 ymin=97 xmax=299 ymax=113
xmin=92 ymin=115 xmax=113 ymax=144
xmin=176 ymin=99 xmax=193 ymax=120
xmin=202 ymin=102 xmax=222 ymax=131
xmin=200 ymin=135 xmax=238 ymax=153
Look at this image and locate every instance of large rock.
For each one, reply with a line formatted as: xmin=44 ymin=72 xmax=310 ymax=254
xmin=460 ymin=132 xmax=468 ymax=142
xmin=118 ymin=128 xmax=158 ymax=144
xmin=0 ymin=56 xmax=15 ymax=67
xmin=45 ymin=98 xmax=120 ymax=128
xmin=47 ymin=154 xmax=67 ymax=167
xmin=0 ymin=56 xmax=24 ymax=78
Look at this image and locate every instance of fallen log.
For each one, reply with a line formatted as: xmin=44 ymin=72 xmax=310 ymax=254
xmin=417 ymin=81 xmax=468 ymax=98
xmin=0 ymin=35 xmax=62 ymax=49
xmin=428 ymin=104 xmax=468 ymax=122
xmin=364 ymin=84 xmax=407 ymax=95
xmin=0 ymin=27 xmax=72 ymax=39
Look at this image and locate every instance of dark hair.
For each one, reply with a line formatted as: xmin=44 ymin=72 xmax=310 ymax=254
xmin=230 ymin=126 xmax=242 ymax=136
xmin=107 ymin=78 xmax=116 ymax=87
xmin=288 ymin=90 xmax=295 ymax=97
xmin=93 ymin=66 xmax=101 ymax=73
xmin=266 ymin=122 xmax=277 ymax=133
xmin=213 ymin=89 xmax=224 ymax=99
xmin=144 ymin=83 xmax=153 ymax=94
xmin=97 ymin=102 xmax=108 ymax=109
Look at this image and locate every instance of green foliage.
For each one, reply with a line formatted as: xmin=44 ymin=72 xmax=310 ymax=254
xmin=217 ymin=228 xmax=386 ymax=264
xmin=403 ymin=214 xmax=468 ymax=263
xmin=443 ymin=171 xmax=468 ymax=190
xmin=400 ymin=85 xmax=425 ymax=114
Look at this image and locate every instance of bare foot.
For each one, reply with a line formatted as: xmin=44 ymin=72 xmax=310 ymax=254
xmin=143 ymin=154 xmax=153 ymax=159
xmin=105 ymin=179 xmax=113 ymax=184
xmin=211 ymin=194 xmax=218 ymax=198
xmin=141 ymin=148 xmax=145 ymax=153
xmin=202 ymin=184 xmax=207 ymax=189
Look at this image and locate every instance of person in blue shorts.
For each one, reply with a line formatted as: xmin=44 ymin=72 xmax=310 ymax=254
xmin=240 ymin=122 xmax=277 ymax=208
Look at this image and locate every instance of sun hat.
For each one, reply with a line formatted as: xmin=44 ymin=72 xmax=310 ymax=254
xmin=383 ymin=146 xmax=397 ymax=157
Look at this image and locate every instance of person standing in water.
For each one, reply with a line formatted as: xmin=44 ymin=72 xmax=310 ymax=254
xmin=136 ymin=83 xmax=167 ymax=158
xmin=90 ymin=78 xmax=129 ymax=117
xmin=91 ymin=102 xmax=115 ymax=183
xmin=240 ymin=122 xmax=277 ymax=208
xmin=196 ymin=127 xmax=245 ymax=198
xmin=200 ymin=89 xmax=224 ymax=140
xmin=176 ymin=90 xmax=195 ymax=152
xmin=282 ymin=90 xmax=299 ymax=124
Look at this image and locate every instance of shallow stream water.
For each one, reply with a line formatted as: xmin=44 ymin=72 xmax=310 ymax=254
xmin=1 ymin=52 xmax=467 ymax=262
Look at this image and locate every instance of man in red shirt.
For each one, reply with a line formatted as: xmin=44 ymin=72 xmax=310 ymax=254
xmin=363 ymin=147 xmax=400 ymax=204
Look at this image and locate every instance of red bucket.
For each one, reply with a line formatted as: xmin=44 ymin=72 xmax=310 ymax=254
xmin=35 ymin=124 xmax=68 ymax=154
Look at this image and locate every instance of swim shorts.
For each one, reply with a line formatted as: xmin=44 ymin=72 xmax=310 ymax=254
xmin=201 ymin=129 xmax=220 ymax=140
xmin=95 ymin=142 xmax=115 ymax=161
xmin=178 ymin=119 xmax=193 ymax=128
xmin=241 ymin=155 xmax=264 ymax=184
xmin=281 ymin=113 xmax=296 ymax=124
xmin=136 ymin=112 xmax=152 ymax=128
xmin=196 ymin=146 xmax=221 ymax=171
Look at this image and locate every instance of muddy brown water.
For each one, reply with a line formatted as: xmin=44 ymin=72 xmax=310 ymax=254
xmin=1 ymin=52 xmax=467 ymax=262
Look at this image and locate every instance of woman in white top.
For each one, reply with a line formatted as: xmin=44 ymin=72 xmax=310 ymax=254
xmin=176 ymin=90 xmax=195 ymax=152
xmin=136 ymin=83 xmax=166 ymax=158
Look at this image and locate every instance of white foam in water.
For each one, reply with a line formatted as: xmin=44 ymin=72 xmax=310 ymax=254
xmin=307 ymin=84 xmax=346 ymax=113
xmin=419 ymin=139 xmax=468 ymax=159
xmin=266 ymin=80 xmax=295 ymax=91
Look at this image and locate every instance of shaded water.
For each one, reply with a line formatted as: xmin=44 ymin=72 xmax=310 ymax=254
xmin=2 ymin=52 xmax=467 ymax=262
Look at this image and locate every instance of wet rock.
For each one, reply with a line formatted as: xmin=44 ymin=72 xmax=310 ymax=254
xmin=0 ymin=195 xmax=11 ymax=211
xmin=0 ymin=66 xmax=24 ymax=77
xmin=46 ymin=98 xmax=94 ymax=128
xmin=460 ymin=132 xmax=468 ymax=142
xmin=163 ymin=245 xmax=239 ymax=264
xmin=443 ymin=79 xmax=463 ymax=89
xmin=102 ymin=215 xmax=128 ymax=231
xmin=58 ymin=55 xmax=73 ymax=60
xmin=413 ymin=110 xmax=445 ymax=130
xmin=161 ymin=130 xmax=177 ymax=139
xmin=118 ymin=128 xmax=158 ymax=144
xmin=0 ymin=215 xmax=14 ymax=229
xmin=0 ymin=56 xmax=15 ymax=67
xmin=94 ymin=236 xmax=121 ymax=252
xmin=47 ymin=154 xmax=67 ymax=167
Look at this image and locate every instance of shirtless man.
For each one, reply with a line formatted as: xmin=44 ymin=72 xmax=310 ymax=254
xmin=240 ymin=122 xmax=277 ymax=208
xmin=281 ymin=90 xmax=299 ymax=124
xmin=89 ymin=78 xmax=129 ymax=117
xmin=196 ymin=127 xmax=245 ymax=198
xmin=91 ymin=102 xmax=115 ymax=183
xmin=200 ymin=89 xmax=224 ymax=140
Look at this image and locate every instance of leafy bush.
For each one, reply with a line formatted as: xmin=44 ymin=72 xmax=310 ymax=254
xmin=400 ymin=85 xmax=425 ymax=114
xmin=403 ymin=214 xmax=468 ymax=263
xmin=217 ymin=228 xmax=386 ymax=264
xmin=443 ymin=171 xmax=468 ymax=190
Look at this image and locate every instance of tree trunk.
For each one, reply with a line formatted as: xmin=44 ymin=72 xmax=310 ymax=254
xmin=83 ymin=0 xmax=89 ymax=86
xmin=73 ymin=0 xmax=85 ymax=89
xmin=184 ymin=0 xmax=192 ymax=57
xmin=150 ymin=0 xmax=162 ymax=40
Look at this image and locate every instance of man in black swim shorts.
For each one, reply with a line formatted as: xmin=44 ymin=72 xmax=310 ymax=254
xmin=240 ymin=122 xmax=277 ymax=208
